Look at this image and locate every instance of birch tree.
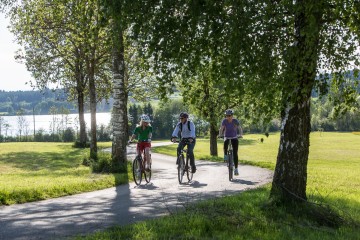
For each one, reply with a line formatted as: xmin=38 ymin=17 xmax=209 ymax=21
xmin=131 ymin=0 xmax=360 ymax=204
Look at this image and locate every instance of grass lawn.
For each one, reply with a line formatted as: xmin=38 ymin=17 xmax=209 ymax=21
xmin=0 ymin=142 xmax=130 ymax=205
xmin=79 ymin=132 xmax=360 ymax=240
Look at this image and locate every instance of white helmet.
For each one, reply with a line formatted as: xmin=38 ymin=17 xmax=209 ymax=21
xmin=225 ymin=109 xmax=234 ymax=115
xmin=140 ymin=114 xmax=151 ymax=123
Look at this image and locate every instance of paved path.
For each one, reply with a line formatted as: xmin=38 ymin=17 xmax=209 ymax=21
xmin=0 ymin=144 xmax=273 ymax=240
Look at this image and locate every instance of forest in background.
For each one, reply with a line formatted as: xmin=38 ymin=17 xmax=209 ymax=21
xmin=0 ymin=89 xmax=113 ymax=116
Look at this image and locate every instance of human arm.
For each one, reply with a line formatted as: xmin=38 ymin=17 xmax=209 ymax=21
xmin=219 ymin=119 xmax=225 ymax=137
xmin=128 ymin=134 xmax=136 ymax=143
xmin=219 ymin=125 xmax=225 ymax=137
xmin=171 ymin=123 xmax=180 ymax=142
xmin=237 ymin=120 xmax=243 ymax=138
xmin=190 ymin=121 xmax=196 ymax=139
xmin=148 ymin=127 xmax=153 ymax=141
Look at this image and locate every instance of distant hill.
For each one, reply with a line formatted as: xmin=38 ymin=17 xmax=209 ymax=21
xmin=0 ymin=89 xmax=113 ymax=116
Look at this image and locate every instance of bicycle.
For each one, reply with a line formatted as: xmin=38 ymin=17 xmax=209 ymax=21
xmin=222 ymin=136 xmax=242 ymax=182
xmin=175 ymin=138 xmax=194 ymax=184
xmin=129 ymin=140 xmax=152 ymax=185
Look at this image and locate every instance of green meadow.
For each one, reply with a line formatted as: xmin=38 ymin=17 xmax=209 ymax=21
xmin=0 ymin=142 xmax=129 ymax=205
xmin=0 ymin=133 xmax=359 ymax=239
xmin=83 ymin=131 xmax=358 ymax=240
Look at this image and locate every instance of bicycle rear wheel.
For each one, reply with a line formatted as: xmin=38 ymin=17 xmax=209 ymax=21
xmin=228 ymin=150 xmax=234 ymax=181
xmin=178 ymin=155 xmax=185 ymax=184
xmin=144 ymin=161 xmax=151 ymax=183
xmin=132 ymin=157 xmax=142 ymax=185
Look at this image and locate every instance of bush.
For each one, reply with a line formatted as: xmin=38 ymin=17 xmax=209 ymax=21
xmin=82 ymin=151 xmax=127 ymax=173
xmin=73 ymin=141 xmax=90 ymax=148
xmin=63 ymin=127 xmax=75 ymax=142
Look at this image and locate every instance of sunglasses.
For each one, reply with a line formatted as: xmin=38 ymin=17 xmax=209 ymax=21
xmin=226 ymin=115 xmax=232 ymax=117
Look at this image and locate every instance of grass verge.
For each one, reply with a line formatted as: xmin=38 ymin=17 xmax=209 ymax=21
xmin=77 ymin=186 xmax=359 ymax=240
xmin=79 ymin=132 xmax=360 ymax=239
xmin=0 ymin=142 xmax=131 ymax=205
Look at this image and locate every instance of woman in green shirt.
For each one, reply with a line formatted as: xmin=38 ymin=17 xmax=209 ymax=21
xmin=129 ymin=114 xmax=153 ymax=170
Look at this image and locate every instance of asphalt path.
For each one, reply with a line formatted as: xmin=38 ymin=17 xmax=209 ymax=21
xmin=0 ymin=143 xmax=273 ymax=240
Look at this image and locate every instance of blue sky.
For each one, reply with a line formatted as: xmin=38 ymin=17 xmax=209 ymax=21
xmin=0 ymin=12 xmax=33 ymax=91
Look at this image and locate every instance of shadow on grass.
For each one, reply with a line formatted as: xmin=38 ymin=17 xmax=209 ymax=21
xmin=0 ymin=149 xmax=84 ymax=171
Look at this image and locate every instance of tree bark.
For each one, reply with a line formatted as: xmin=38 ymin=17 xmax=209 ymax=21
xmin=270 ymin=0 xmax=323 ymax=203
xmin=89 ymin=68 xmax=97 ymax=159
xmin=209 ymin=121 xmax=218 ymax=156
xmin=77 ymin=90 xmax=87 ymax=146
xmin=111 ymin=24 xmax=128 ymax=167
xmin=271 ymin=98 xmax=311 ymax=202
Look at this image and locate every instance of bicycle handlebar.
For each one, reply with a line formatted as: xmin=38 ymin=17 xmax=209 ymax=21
xmin=218 ymin=136 xmax=243 ymax=140
xmin=128 ymin=139 xmax=151 ymax=145
xmin=171 ymin=137 xmax=194 ymax=144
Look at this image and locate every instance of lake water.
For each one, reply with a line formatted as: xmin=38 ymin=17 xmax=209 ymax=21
xmin=0 ymin=112 xmax=112 ymax=136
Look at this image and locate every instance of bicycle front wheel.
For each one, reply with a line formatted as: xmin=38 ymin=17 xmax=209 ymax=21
xmin=186 ymin=157 xmax=193 ymax=182
xmin=132 ymin=157 xmax=142 ymax=185
xmin=228 ymin=151 xmax=234 ymax=182
xmin=178 ymin=155 xmax=185 ymax=184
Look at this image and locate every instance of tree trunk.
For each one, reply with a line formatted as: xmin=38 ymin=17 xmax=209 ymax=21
xmin=270 ymin=0 xmax=322 ymax=203
xmin=77 ymin=90 xmax=87 ymax=146
xmin=89 ymin=70 xmax=97 ymax=160
xmin=209 ymin=121 xmax=218 ymax=156
xmin=111 ymin=24 xmax=128 ymax=168
xmin=271 ymin=98 xmax=311 ymax=202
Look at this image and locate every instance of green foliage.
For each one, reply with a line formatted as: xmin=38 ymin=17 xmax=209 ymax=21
xmin=151 ymin=99 xmax=188 ymax=139
xmin=63 ymin=127 xmax=76 ymax=142
xmin=73 ymin=141 xmax=90 ymax=148
xmin=83 ymin=151 xmax=129 ymax=173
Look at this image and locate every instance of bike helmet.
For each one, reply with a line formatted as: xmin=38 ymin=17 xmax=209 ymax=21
xmin=179 ymin=112 xmax=189 ymax=118
xmin=225 ymin=109 xmax=234 ymax=115
xmin=140 ymin=114 xmax=151 ymax=123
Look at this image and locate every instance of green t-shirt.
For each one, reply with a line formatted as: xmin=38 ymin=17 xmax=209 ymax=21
xmin=133 ymin=126 xmax=152 ymax=141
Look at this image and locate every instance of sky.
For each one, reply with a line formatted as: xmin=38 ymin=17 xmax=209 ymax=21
xmin=0 ymin=12 xmax=33 ymax=92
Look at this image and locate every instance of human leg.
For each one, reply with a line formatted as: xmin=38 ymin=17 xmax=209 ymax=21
xmin=144 ymin=147 xmax=151 ymax=170
xmin=176 ymin=141 xmax=184 ymax=164
xmin=187 ymin=140 xmax=196 ymax=172
xmin=232 ymin=138 xmax=239 ymax=168
xmin=224 ymin=139 xmax=230 ymax=161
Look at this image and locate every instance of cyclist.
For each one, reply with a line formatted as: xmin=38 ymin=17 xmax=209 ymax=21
xmin=171 ymin=112 xmax=197 ymax=173
xmin=219 ymin=109 xmax=243 ymax=176
xmin=128 ymin=114 xmax=152 ymax=171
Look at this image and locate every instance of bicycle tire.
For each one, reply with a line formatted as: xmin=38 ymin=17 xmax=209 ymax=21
xmin=178 ymin=155 xmax=185 ymax=184
xmin=132 ymin=157 xmax=142 ymax=185
xmin=186 ymin=156 xmax=193 ymax=182
xmin=144 ymin=162 xmax=152 ymax=183
xmin=228 ymin=150 xmax=234 ymax=181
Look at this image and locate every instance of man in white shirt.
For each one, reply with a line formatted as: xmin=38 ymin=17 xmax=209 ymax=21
xmin=171 ymin=112 xmax=196 ymax=173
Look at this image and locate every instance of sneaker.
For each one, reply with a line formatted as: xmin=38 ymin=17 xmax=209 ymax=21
xmin=191 ymin=166 xmax=197 ymax=173
xmin=223 ymin=155 xmax=228 ymax=162
xmin=234 ymin=168 xmax=239 ymax=176
xmin=145 ymin=164 xmax=150 ymax=171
